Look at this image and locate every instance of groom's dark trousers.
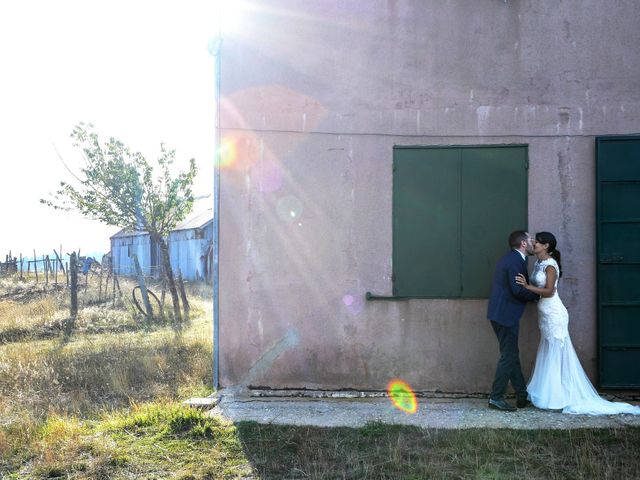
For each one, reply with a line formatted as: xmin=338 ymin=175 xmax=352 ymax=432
xmin=490 ymin=321 xmax=526 ymax=400
xmin=487 ymin=250 xmax=539 ymax=401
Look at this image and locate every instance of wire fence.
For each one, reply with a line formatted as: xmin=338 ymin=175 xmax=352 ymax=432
xmin=1 ymin=249 xmax=192 ymax=324
xmin=0 ymin=249 xmax=107 ymax=285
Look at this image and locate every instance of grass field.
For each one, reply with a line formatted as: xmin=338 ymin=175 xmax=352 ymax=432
xmin=1 ymin=276 xmax=639 ymax=479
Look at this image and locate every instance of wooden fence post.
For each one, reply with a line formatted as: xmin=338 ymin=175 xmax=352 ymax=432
xmin=98 ymin=268 xmax=103 ymax=302
xmin=53 ymin=249 xmax=66 ymax=283
xmin=33 ymin=250 xmax=38 ymax=283
xmin=177 ymin=270 xmax=190 ymax=321
xmin=70 ymin=252 xmax=78 ymax=320
xmin=114 ymin=272 xmax=122 ymax=299
xmin=112 ymin=271 xmax=116 ymax=306
xmin=132 ymin=254 xmax=153 ymax=319
xmin=153 ymin=278 xmax=164 ymax=321
xmin=84 ymin=261 xmax=89 ymax=294
xmin=105 ymin=268 xmax=111 ymax=301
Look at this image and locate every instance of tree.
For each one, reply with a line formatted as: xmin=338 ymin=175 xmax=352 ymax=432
xmin=42 ymin=123 xmax=197 ymax=323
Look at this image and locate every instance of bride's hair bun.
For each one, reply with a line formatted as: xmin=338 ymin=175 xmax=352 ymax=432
xmin=535 ymin=231 xmax=562 ymax=277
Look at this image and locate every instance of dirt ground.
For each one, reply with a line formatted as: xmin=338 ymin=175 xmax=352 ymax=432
xmin=209 ymin=388 xmax=640 ymax=430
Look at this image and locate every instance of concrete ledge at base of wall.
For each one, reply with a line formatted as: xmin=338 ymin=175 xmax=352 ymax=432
xmin=249 ymin=388 xmax=486 ymax=400
xmin=183 ymin=396 xmax=220 ymax=409
xmin=243 ymin=387 xmax=640 ymax=402
xmin=209 ymin=394 xmax=640 ymax=429
xmin=184 ymin=386 xmax=640 ymax=412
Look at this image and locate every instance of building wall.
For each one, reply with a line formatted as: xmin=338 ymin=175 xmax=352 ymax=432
xmin=219 ymin=0 xmax=640 ymax=391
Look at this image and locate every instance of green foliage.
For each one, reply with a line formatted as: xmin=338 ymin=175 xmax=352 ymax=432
xmin=42 ymin=122 xmax=197 ymax=237
xmin=104 ymin=402 xmax=237 ymax=442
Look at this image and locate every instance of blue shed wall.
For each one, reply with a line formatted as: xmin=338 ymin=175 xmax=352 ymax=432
xmin=110 ymin=222 xmax=212 ymax=281
xmin=111 ymin=234 xmax=155 ymax=276
xmin=168 ymin=222 xmax=213 ymax=281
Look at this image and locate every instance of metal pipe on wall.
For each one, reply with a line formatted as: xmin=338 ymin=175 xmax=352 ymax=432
xmin=209 ymin=35 xmax=223 ymax=391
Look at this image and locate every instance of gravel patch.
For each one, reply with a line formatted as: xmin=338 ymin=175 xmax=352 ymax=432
xmin=210 ymin=390 xmax=640 ymax=429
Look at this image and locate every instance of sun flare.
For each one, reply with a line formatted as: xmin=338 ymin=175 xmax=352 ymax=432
xmin=387 ymin=379 xmax=418 ymax=414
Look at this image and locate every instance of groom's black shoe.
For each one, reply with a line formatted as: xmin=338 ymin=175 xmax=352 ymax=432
xmin=517 ymin=398 xmax=532 ymax=408
xmin=488 ymin=398 xmax=516 ymax=412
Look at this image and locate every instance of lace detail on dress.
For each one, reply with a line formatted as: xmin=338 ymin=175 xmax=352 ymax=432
xmin=531 ymin=258 xmax=568 ymax=342
xmin=531 ymin=258 xmax=559 ymax=289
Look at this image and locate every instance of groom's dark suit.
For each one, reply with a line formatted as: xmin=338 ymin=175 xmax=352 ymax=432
xmin=487 ymin=249 xmax=539 ymax=402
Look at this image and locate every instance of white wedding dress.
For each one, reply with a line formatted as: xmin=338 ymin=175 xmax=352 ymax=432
xmin=527 ymin=258 xmax=640 ymax=415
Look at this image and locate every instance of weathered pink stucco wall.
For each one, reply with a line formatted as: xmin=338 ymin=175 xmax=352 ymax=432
xmin=218 ymin=0 xmax=640 ymax=392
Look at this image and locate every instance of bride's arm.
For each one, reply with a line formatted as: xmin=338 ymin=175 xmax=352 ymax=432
xmin=515 ymin=266 xmax=556 ymax=298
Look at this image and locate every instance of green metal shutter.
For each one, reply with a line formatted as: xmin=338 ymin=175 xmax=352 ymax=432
xmin=393 ymin=145 xmax=528 ymax=299
xmin=393 ymin=147 xmax=461 ymax=297
xmin=461 ymin=146 xmax=528 ymax=297
xmin=596 ymin=136 xmax=640 ymax=389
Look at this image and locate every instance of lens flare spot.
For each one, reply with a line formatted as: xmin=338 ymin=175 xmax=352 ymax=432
xmin=217 ymin=138 xmax=238 ymax=168
xmin=342 ymin=292 xmax=363 ymax=315
xmin=387 ymin=379 xmax=418 ymax=414
xmin=276 ymin=196 xmax=303 ymax=223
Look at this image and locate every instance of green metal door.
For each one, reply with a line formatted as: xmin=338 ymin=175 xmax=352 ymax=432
xmin=596 ymin=136 xmax=640 ymax=389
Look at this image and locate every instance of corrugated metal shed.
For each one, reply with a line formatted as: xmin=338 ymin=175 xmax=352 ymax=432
xmin=109 ymin=196 xmax=213 ymax=281
xmin=169 ymin=204 xmax=213 ymax=281
xmin=110 ymin=231 xmax=158 ymax=277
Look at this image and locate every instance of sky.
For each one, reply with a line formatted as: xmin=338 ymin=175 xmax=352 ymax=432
xmin=0 ymin=0 xmax=224 ymax=258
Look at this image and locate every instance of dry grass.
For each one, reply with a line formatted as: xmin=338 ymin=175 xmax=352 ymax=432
xmin=0 ymin=297 xmax=61 ymax=343
xmin=0 ymin=333 xmax=212 ymax=417
xmin=0 ymin=275 xmax=215 ymax=477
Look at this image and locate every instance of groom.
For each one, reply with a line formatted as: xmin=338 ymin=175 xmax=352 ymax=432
xmin=487 ymin=230 xmax=539 ymax=411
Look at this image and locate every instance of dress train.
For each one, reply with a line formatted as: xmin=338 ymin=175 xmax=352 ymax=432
xmin=527 ymin=258 xmax=640 ymax=415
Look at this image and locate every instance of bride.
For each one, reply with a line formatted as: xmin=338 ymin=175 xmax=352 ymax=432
xmin=515 ymin=231 xmax=640 ymax=415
